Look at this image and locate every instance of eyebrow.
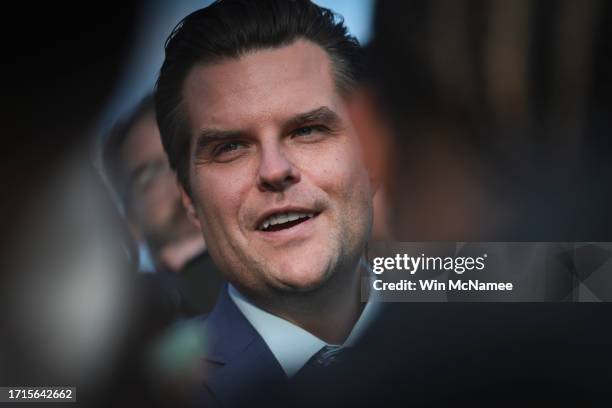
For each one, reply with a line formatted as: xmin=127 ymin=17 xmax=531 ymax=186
xmin=284 ymin=106 xmax=342 ymax=130
xmin=193 ymin=106 xmax=343 ymax=157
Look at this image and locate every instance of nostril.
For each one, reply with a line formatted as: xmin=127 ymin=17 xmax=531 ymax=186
xmin=257 ymin=168 xmax=300 ymax=192
xmin=257 ymin=148 xmax=301 ymax=192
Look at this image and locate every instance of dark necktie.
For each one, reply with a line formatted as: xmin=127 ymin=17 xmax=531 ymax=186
xmin=310 ymin=345 xmax=344 ymax=367
xmin=293 ymin=345 xmax=345 ymax=382
xmin=286 ymin=345 xmax=349 ymax=404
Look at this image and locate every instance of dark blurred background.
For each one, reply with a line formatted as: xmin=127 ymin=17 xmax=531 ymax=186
xmin=368 ymin=0 xmax=612 ymax=241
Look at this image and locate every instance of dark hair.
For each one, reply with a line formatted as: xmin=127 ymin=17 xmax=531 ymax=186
xmin=102 ymin=94 xmax=155 ymax=207
xmin=155 ymin=0 xmax=364 ymax=194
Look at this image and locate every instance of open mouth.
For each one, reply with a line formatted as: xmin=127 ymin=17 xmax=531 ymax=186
xmin=258 ymin=211 xmax=319 ymax=232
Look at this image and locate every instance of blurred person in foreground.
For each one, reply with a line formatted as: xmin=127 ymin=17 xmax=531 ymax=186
xmin=332 ymin=0 xmax=612 ymax=405
xmin=103 ymin=95 xmax=224 ymax=316
xmin=0 ymin=2 xmax=175 ymax=406
xmin=356 ymin=0 xmax=612 ymax=241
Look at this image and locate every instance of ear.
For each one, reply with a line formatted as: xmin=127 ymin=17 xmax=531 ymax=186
xmin=347 ymin=87 xmax=394 ymax=196
xmin=178 ymin=181 xmax=202 ymax=230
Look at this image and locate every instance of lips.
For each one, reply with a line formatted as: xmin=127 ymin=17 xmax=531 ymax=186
xmin=259 ymin=211 xmax=315 ymax=231
xmin=255 ymin=207 xmax=320 ymax=232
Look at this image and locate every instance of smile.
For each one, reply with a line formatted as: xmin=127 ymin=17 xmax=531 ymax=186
xmin=258 ymin=211 xmax=317 ymax=232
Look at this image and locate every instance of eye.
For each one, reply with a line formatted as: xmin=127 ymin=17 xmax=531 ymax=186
xmin=294 ymin=126 xmax=315 ymax=137
xmin=216 ymin=142 xmax=243 ymax=154
xmin=130 ymin=160 xmax=171 ymax=194
xmin=211 ymin=141 xmax=249 ymax=162
xmin=292 ymin=125 xmax=328 ymax=139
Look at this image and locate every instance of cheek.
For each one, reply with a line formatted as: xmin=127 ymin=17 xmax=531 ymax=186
xmin=311 ymin=143 xmax=370 ymax=201
xmin=190 ymin=167 xmax=251 ymax=233
xmin=135 ymin=197 xmax=168 ymax=224
xmin=323 ymin=149 xmax=373 ymax=233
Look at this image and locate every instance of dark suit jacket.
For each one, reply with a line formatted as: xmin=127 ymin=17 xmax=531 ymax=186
xmin=290 ymin=302 xmax=612 ymax=407
xmin=182 ymin=287 xmax=612 ymax=407
xmin=192 ymin=285 xmax=288 ymax=407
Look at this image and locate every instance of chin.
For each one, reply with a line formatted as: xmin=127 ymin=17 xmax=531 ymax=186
xmin=272 ymin=261 xmax=332 ymax=292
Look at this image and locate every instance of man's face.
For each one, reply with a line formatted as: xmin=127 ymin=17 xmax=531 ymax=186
xmin=182 ymin=40 xmax=373 ymax=297
xmin=121 ymin=113 xmax=200 ymax=250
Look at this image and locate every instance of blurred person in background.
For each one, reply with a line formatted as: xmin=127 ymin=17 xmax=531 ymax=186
xmin=103 ymin=95 xmax=224 ymax=316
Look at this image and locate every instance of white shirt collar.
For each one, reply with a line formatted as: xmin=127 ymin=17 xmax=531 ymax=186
xmin=228 ymin=283 xmax=380 ymax=378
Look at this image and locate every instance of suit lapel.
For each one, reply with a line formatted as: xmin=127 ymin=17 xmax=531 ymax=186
xmin=199 ymin=285 xmax=287 ymax=406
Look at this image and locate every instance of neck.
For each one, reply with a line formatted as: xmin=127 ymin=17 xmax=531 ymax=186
xmin=247 ymin=258 xmax=366 ymax=345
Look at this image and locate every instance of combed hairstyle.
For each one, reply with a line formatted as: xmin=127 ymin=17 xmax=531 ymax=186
xmin=102 ymin=94 xmax=155 ymax=209
xmin=155 ymin=0 xmax=364 ymax=195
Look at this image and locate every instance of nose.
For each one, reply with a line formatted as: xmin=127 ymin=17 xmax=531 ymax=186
xmin=257 ymin=142 xmax=300 ymax=192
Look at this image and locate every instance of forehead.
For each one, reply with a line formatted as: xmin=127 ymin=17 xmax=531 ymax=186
xmin=183 ymin=40 xmax=344 ymax=131
xmin=120 ymin=113 xmax=164 ymax=172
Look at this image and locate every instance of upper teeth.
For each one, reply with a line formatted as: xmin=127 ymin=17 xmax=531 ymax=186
xmin=260 ymin=212 xmax=314 ymax=230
